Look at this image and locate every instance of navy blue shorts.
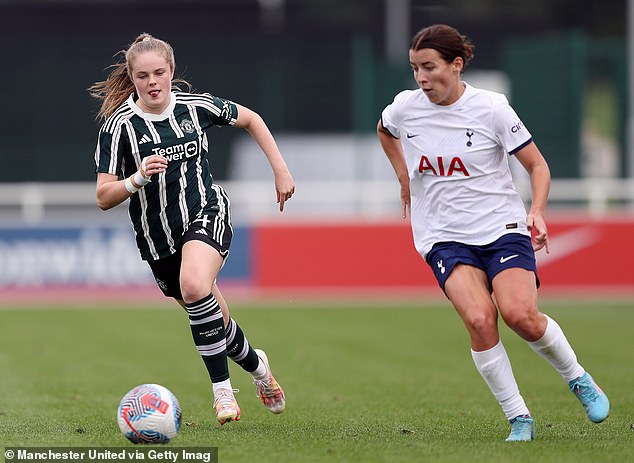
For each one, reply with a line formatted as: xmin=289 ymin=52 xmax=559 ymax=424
xmin=425 ymin=233 xmax=539 ymax=292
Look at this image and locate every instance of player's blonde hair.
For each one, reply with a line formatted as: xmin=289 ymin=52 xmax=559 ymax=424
xmin=88 ymin=33 xmax=191 ymax=120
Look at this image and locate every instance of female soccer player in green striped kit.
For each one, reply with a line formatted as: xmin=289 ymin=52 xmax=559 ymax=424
xmin=378 ymin=24 xmax=609 ymax=442
xmin=90 ymin=33 xmax=294 ymax=425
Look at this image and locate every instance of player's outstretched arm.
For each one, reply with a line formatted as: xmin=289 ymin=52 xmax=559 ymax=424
xmin=377 ymin=119 xmax=410 ymax=218
xmin=234 ymin=104 xmax=295 ymax=212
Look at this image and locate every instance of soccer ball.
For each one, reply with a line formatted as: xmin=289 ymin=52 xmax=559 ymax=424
xmin=117 ymin=384 xmax=182 ymax=444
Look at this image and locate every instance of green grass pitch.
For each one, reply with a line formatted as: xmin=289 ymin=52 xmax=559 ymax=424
xmin=1 ymin=299 xmax=633 ymax=462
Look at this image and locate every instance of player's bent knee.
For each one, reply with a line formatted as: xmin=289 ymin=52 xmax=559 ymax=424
xmin=502 ymin=308 xmax=541 ymax=336
xmin=180 ymin=278 xmax=212 ymax=304
xmin=464 ymin=311 xmax=497 ymax=337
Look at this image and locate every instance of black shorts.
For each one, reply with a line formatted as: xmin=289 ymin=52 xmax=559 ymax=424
xmin=147 ymin=192 xmax=232 ymax=300
xmin=425 ymin=233 xmax=539 ymax=292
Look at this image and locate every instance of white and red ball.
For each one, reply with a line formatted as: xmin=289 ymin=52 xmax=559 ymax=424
xmin=117 ymin=384 xmax=182 ymax=444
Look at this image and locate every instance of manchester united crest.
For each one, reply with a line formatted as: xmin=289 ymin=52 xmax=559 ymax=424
xmin=180 ymin=118 xmax=196 ymax=134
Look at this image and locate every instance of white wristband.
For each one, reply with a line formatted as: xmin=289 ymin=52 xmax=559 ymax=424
xmin=125 ymin=158 xmax=152 ymax=195
xmin=133 ymin=170 xmax=151 ymax=188
xmin=125 ymin=176 xmax=139 ymax=194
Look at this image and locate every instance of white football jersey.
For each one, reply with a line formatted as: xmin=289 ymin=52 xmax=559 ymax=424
xmin=381 ymin=82 xmax=533 ymax=258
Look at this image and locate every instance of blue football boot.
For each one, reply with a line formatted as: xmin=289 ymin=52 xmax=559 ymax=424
xmin=568 ymin=372 xmax=609 ymax=423
xmin=505 ymin=415 xmax=535 ymax=442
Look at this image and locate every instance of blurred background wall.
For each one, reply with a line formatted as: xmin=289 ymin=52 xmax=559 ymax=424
xmin=0 ymin=0 xmax=632 ymax=301
xmin=0 ymin=0 xmax=628 ymax=181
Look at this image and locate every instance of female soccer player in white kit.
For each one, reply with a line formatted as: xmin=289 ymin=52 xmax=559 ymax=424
xmin=90 ymin=33 xmax=293 ymax=425
xmin=377 ymin=24 xmax=609 ymax=441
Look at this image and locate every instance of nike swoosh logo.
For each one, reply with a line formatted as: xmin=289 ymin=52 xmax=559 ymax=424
xmin=534 ymin=226 xmax=599 ymax=267
xmin=499 ymin=254 xmax=519 ymax=264
xmin=406 ymin=133 xmax=419 ymax=138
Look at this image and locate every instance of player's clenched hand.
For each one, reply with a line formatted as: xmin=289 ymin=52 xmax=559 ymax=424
xmin=141 ymin=155 xmax=168 ymax=177
xmin=125 ymin=155 xmax=168 ymax=195
xmin=275 ymin=171 xmax=295 ymax=212
xmin=527 ymin=212 xmax=549 ymax=253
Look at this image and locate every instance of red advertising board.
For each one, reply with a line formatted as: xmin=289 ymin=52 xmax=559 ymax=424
xmin=253 ymin=216 xmax=634 ymax=292
xmin=536 ymin=217 xmax=634 ymax=288
xmin=253 ymin=221 xmax=431 ymax=287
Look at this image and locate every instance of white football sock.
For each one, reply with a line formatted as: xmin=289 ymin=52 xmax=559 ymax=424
xmin=527 ymin=315 xmax=585 ymax=383
xmin=212 ymin=379 xmax=233 ymax=394
xmin=471 ymin=340 xmax=530 ymax=420
xmin=251 ymin=360 xmax=268 ymax=380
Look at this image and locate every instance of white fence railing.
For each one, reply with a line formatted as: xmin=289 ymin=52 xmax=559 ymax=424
xmin=1 ymin=179 xmax=634 ymax=225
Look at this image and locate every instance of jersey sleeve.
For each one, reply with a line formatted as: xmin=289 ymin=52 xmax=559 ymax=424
xmin=491 ymin=95 xmax=533 ymax=155
xmin=380 ymin=90 xmax=409 ymax=139
xmin=94 ymin=124 xmax=130 ymax=177
xmin=195 ymin=93 xmax=239 ymax=128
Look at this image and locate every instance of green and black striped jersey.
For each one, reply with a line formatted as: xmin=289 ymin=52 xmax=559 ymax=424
xmin=94 ymin=91 xmax=238 ymax=261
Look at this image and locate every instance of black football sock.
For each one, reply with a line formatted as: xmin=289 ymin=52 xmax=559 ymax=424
xmin=225 ymin=318 xmax=260 ymax=373
xmin=185 ymin=293 xmax=229 ymax=383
